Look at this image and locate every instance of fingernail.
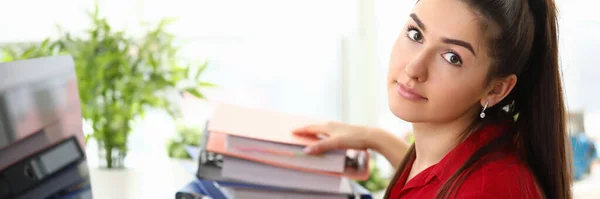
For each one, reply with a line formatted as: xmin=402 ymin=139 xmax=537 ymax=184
xmin=292 ymin=129 xmax=304 ymax=134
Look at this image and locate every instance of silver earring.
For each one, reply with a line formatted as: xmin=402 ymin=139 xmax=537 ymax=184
xmin=480 ymin=101 xmax=489 ymax=118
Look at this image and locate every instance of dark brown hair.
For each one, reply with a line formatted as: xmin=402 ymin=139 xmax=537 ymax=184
xmin=384 ymin=0 xmax=572 ymax=198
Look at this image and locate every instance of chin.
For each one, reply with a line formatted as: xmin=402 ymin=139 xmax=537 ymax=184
xmin=388 ymin=101 xmax=427 ymax=123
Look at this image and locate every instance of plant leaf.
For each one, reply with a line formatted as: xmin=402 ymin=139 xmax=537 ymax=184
xmin=195 ymin=61 xmax=208 ymax=79
xmin=198 ymin=81 xmax=217 ymax=88
xmin=186 ymin=88 xmax=205 ymax=99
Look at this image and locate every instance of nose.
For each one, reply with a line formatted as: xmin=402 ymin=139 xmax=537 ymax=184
xmin=404 ymin=50 xmax=430 ymax=82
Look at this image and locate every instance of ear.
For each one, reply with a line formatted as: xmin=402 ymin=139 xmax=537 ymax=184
xmin=481 ymin=74 xmax=517 ymax=107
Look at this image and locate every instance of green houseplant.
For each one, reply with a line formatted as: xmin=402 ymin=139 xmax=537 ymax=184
xmin=1 ymin=4 xmax=213 ymax=169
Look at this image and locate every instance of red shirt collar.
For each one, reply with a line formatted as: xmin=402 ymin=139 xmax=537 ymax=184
xmin=432 ymin=120 xmax=512 ymax=179
xmin=399 ymin=120 xmax=514 ymax=189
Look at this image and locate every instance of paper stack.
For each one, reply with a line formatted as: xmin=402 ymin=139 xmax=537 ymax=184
xmin=187 ymin=102 xmax=372 ymax=199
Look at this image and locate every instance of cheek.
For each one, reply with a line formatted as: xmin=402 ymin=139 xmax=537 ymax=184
xmin=426 ymin=73 xmax=486 ymax=119
xmin=387 ymin=38 xmax=414 ymax=80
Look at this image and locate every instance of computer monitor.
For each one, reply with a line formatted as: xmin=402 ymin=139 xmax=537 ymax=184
xmin=0 ymin=55 xmax=92 ymax=199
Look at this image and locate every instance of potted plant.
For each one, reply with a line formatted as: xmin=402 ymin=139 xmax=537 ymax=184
xmin=1 ymin=3 xmax=213 ymax=169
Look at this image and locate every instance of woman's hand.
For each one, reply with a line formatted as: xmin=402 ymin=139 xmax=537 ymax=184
xmin=293 ymin=121 xmax=409 ymax=167
xmin=292 ymin=122 xmax=376 ymax=155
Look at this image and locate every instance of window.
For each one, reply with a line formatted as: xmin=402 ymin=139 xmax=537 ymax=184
xmin=1 ymin=0 xmax=359 ymax=166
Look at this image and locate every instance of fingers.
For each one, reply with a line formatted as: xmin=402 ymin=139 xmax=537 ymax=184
xmin=292 ymin=124 xmax=330 ymax=136
xmin=303 ymin=137 xmax=343 ymax=155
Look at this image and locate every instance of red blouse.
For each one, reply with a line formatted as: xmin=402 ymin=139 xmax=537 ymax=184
xmin=387 ymin=121 xmax=543 ymax=198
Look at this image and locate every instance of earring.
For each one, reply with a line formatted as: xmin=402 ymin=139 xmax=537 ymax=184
xmin=480 ymin=101 xmax=489 ymax=119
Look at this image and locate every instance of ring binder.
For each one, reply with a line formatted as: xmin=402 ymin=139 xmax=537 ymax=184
xmin=0 ymin=136 xmax=84 ymax=198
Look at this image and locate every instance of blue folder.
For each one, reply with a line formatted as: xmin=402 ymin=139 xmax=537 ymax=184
xmin=176 ymin=179 xmax=227 ymax=199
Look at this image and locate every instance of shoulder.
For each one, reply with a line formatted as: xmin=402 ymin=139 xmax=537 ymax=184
xmin=454 ymin=154 xmax=543 ymax=199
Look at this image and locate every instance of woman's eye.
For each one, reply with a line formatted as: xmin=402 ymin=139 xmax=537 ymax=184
xmin=442 ymin=52 xmax=463 ymax=65
xmin=407 ymin=29 xmax=423 ymax=42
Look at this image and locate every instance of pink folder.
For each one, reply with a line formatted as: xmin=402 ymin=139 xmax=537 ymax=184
xmin=206 ymin=102 xmax=370 ymax=180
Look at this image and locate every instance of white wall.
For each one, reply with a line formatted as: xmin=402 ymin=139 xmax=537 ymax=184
xmin=0 ymin=0 xmax=362 ymax=167
xmin=555 ymin=0 xmax=600 ymax=138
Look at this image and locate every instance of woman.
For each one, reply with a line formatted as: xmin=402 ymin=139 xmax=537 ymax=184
xmin=293 ymin=0 xmax=572 ymax=198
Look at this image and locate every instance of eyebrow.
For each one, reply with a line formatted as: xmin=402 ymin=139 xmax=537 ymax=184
xmin=442 ymin=38 xmax=476 ymax=56
xmin=410 ymin=13 xmax=476 ymax=56
xmin=410 ymin=13 xmax=426 ymax=32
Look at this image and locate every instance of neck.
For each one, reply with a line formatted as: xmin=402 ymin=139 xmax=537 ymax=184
xmin=411 ymin=113 xmax=478 ymax=173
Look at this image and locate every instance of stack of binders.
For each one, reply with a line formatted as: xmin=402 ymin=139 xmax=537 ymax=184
xmin=0 ymin=56 xmax=92 ymax=199
xmin=177 ymin=103 xmax=373 ymax=199
xmin=0 ymin=134 xmax=91 ymax=199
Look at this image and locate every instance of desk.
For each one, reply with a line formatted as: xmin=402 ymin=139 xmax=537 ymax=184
xmin=88 ymin=157 xmax=195 ymax=199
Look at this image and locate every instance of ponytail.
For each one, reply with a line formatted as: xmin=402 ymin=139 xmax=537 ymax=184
xmin=514 ymin=0 xmax=572 ymax=198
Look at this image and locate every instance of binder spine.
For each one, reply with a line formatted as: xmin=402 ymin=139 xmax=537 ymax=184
xmin=0 ymin=136 xmax=84 ymax=198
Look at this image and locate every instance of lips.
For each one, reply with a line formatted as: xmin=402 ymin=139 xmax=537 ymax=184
xmin=396 ymin=82 xmax=427 ymax=100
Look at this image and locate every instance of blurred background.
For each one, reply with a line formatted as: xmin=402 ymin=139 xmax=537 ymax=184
xmin=0 ymin=0 xmax=598 ymax=198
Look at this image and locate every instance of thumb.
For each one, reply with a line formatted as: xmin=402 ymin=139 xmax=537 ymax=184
xmin=303 ymin=137 xmax=343 ymax=155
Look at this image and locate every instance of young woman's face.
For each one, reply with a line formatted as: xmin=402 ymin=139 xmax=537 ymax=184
xmin=387 ymin=0 xmax=494 ymax=123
